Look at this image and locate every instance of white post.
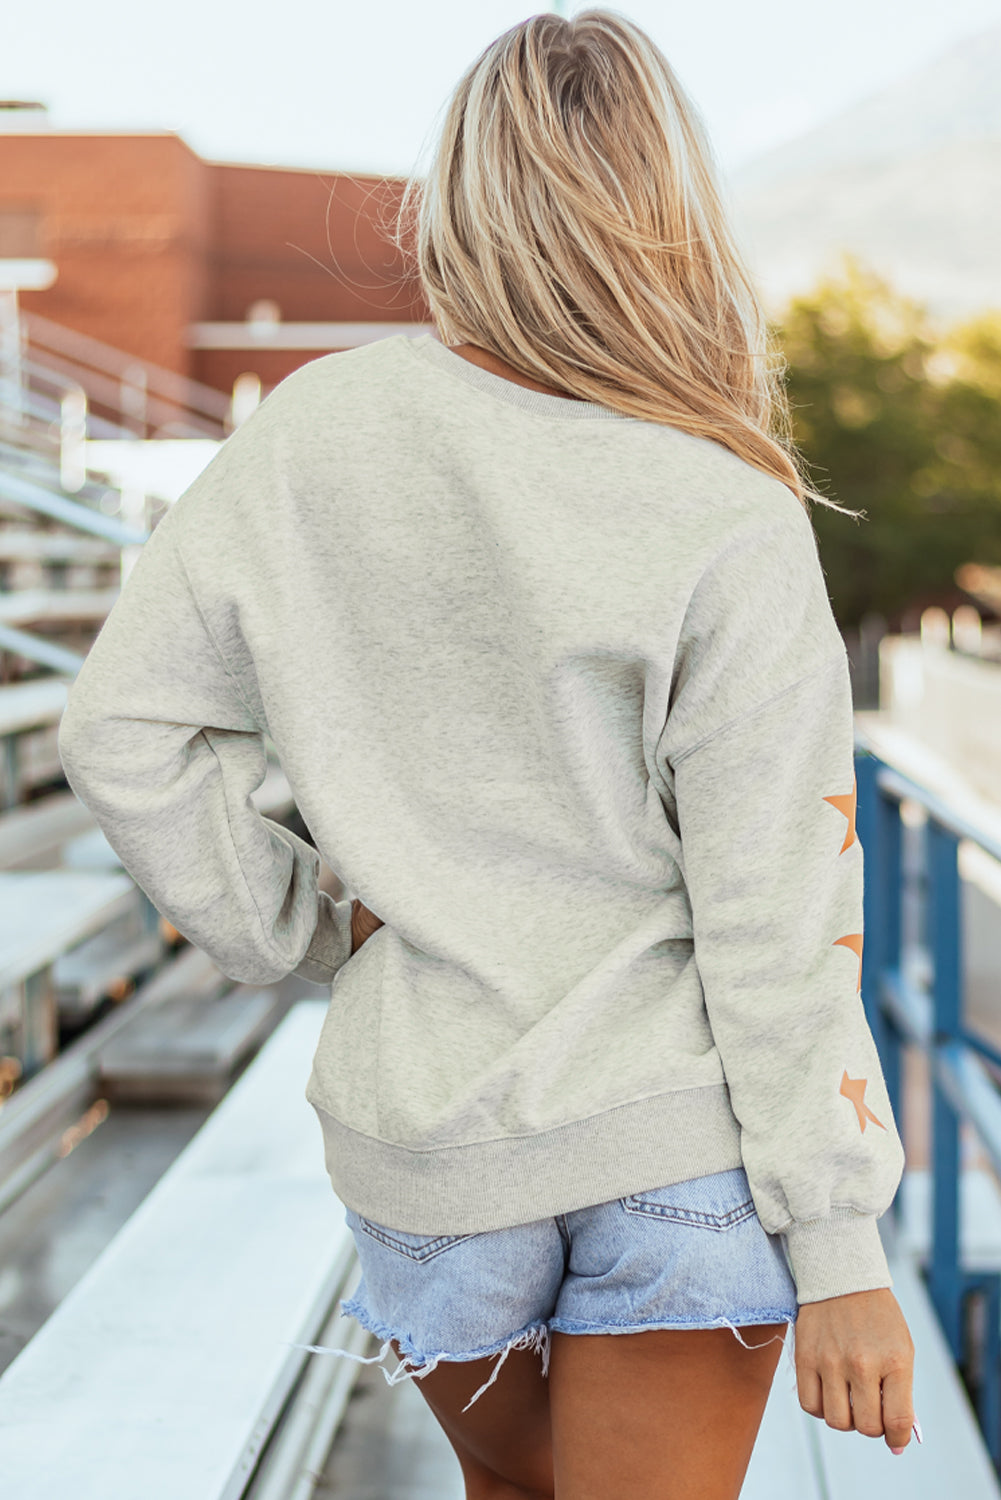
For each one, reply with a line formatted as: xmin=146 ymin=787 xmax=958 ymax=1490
xmin=952 ymin=605 xmax=983 ymax=656
xmin=60 ymin=386 xmax=88 ymax=492
xmin=0 ymin=256 xmax=56 ymax=431
xmin=230 ymin=371 xmax=262 ymax=429
xmin=920 ymin=606 xmax=951 ymax=649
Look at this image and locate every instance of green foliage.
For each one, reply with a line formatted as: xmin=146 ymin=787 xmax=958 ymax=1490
xmin=772 ymin=253 xmax=1001 ymax=629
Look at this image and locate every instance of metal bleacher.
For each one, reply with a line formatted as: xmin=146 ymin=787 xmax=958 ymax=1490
xmin=2 ymin=311 xmax=1001 ymax=1497
xmin=0 ymin=1002 xmax=367 ymax=1500
xmin=0 ymin=307 xmax=377 ymax=1494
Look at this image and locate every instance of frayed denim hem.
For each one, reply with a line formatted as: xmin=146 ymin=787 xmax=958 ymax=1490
xmin=289 ymin=1303 xmax=798 ymax=1411
xmin=289 ymin=1295 xmax=552 ymax=1413
xmin=550 ymin=1311 xmax=798 ymax=1381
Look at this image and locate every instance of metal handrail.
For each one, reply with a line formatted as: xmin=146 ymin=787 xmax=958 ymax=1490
xmin=17 ymin=345 xmax=227 ymax=440
xmin=855 ymin=729 xmax=1001 ymax=1467
xmin=1 ymin=362 xmax=167 ymax=443
xmin=0 ymin=467 xmax=148 ymax=546
xmin=0 ymin=623 xmax=84 ymax=675
xmin=17 ymin=357 xmax=145 ymax=436
xmin=873 ymin=762 xmax=1001 ymax=866
xmin=22 ymin=310 xmax=232 ymax=423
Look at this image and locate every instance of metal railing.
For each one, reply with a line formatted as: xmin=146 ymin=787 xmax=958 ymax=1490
xmin=0 ymin=316 xmax=158 ymax=678
xmin=20 ymin=310 xmax=232 ymax=440
xmin=856 ymin=729 xmax=1001 ymax=1468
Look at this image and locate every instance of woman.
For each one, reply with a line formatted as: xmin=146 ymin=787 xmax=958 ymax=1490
xmin=58 ymin=9 xmax=918 ymax=1497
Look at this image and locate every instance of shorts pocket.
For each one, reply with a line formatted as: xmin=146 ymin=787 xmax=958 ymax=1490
xmin=621 ymin=1167 xmax=756 ymax=1232
xmin=354 ymin=1214 xmax=477 ymax=1263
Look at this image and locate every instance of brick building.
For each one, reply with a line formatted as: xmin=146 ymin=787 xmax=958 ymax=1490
xmin=0 ymin=106 xmax=431 ymax=398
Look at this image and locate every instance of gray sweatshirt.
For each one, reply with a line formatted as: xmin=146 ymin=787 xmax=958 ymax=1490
xmin=57 ymin=332 xmax=904 ymax=1304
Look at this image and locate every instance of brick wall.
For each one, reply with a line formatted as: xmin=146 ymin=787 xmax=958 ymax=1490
xmin=1 ymin=132 xmax=209 ymax=374
xmin=206 ymin=161 xmax=423 ymax=321
xmin=196 ymin=160 xmax=427 ymax=391
xmin=0 ymin=131 xmax=430 ymax=397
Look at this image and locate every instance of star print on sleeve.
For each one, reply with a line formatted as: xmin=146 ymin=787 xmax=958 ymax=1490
xmin=825 ymin=776 xmax=863 ymax=993
xmin=840 ymin=1069 xmax=887 ymax=1132
xmin=823 ymin=772 xmax=858 ymax=854
xmin=833 ymin=932 xmax=864 ymax=994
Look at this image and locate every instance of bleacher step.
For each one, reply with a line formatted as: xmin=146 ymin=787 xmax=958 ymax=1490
xmin=62 ymin=826 xmax=124 ymax=871
xmin=53 ymin=922 xmax=164 ymax=1024
xmin=98 ymin=988 xmax=285 ymax=1103
xmin=0 ymin=678 xmax=69 ymax=737
xmin=0 ymin=869 xmax=137 ymax=992
xmin=0 ymin=529 xmax=120 ymax=563
xmin=0 ymin=790 xmax=94 ymax=871
xmin=896 ymin=1167 xmax=1001 ymax=1269
xmin=0 ymin=1001 xmax=357 ymax=1500
xmin=0 ymin=588 xmax=120 ymax=626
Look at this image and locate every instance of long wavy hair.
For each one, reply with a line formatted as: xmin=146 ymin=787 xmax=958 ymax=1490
xmin=395 ymin=8 xmax=854 ymax=515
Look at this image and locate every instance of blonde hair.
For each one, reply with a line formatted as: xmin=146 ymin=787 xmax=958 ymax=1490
xmin=396 ymin=8 xmax=854 ymax=516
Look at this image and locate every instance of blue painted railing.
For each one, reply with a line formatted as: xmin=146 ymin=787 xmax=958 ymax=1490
xmin=855 ymin=731 xmax=1001 ymax=1468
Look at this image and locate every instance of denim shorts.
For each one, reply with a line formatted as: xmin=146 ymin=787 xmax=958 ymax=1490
xmin=295 ymin=1165 xmax=799 ymax=1413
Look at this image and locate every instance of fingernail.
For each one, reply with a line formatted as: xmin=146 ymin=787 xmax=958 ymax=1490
xmin=890 ymin=1446 xmax=905 ymax=1456
xmin=913 ymin=1417 xmax=924 ymax=1444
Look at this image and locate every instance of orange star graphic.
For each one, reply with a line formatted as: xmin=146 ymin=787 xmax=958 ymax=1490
xmin=823 ymin=774 xmax=858 ymax=853
xmin=840 ymin=1069 xmax=886 ymax=1133
xmin=833 ymin=932 xmax=864 ymax=994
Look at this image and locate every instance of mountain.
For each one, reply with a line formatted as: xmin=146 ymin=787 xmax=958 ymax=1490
xmin=726 ymin=26 xmax=1001 ymax=325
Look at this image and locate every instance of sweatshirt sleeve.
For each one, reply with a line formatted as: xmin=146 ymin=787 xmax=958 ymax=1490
xmin=56 ymin=486 xmax=354 ymax=989
xmin=657 ymin=495 xmax=905 ymax=1305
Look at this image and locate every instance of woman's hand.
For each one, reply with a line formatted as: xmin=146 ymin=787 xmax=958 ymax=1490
xmin=795 ymin=1287 xmax=916 ymax=1452
xmin=350 ymin=897 xmax=385 ymax=955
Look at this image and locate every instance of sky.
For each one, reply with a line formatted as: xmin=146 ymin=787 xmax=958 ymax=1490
xmin=5 ymin=0 xmax=1001 ymax=184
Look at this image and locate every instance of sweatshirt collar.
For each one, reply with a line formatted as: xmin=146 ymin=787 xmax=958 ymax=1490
xmin=404 ymin=334 xmax=632 ymax=421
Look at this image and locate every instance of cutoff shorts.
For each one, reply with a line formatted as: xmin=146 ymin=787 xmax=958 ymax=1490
xmin=296 ymin=1165 xmax=799 ymax=1412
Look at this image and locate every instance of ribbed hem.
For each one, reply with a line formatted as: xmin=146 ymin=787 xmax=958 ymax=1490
xmin=293 ymin=893 xmax=354 ymax=984
xmin=404 ymin=333 xmax=633 ymax=422
xmin=308 ymin=1081 xmax=744 ymax=1234
xmin=783 ymin=1211 xmax=892 ymax=1304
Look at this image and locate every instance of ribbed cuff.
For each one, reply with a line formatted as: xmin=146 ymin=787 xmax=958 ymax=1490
xmin=783 ymin=1210 xmax=893 ymax=1304
xmin=293 ymin=892 xmax=354 ymax=984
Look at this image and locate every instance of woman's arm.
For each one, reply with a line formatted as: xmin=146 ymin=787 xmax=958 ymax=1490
xmin=668 ymin=650 xmax=904 ymax=1300
xmin=657 ymin=491 xmax=914 ymax=1446
xmin=57 ymin=495 xmax=354 ymax=988
xmin=668 ymin=650 xmax=916 ymax=1448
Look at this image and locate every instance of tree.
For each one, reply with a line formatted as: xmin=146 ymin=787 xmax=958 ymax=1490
xmin=773 ymin=253 xmax=1001 ymax=630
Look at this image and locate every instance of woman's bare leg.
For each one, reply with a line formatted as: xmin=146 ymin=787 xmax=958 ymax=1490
xmin=390 ymin=1339 xmax=554 ymax=1498
xmin=548 ymin=1324 xmax=787 ymax=1500
xmin=393 ymin=1322 xmax=784 ymax=1499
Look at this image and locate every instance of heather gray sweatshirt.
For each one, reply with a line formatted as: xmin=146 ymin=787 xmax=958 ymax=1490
xmin=57 ymin=333 xmax=904 ymax=1304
